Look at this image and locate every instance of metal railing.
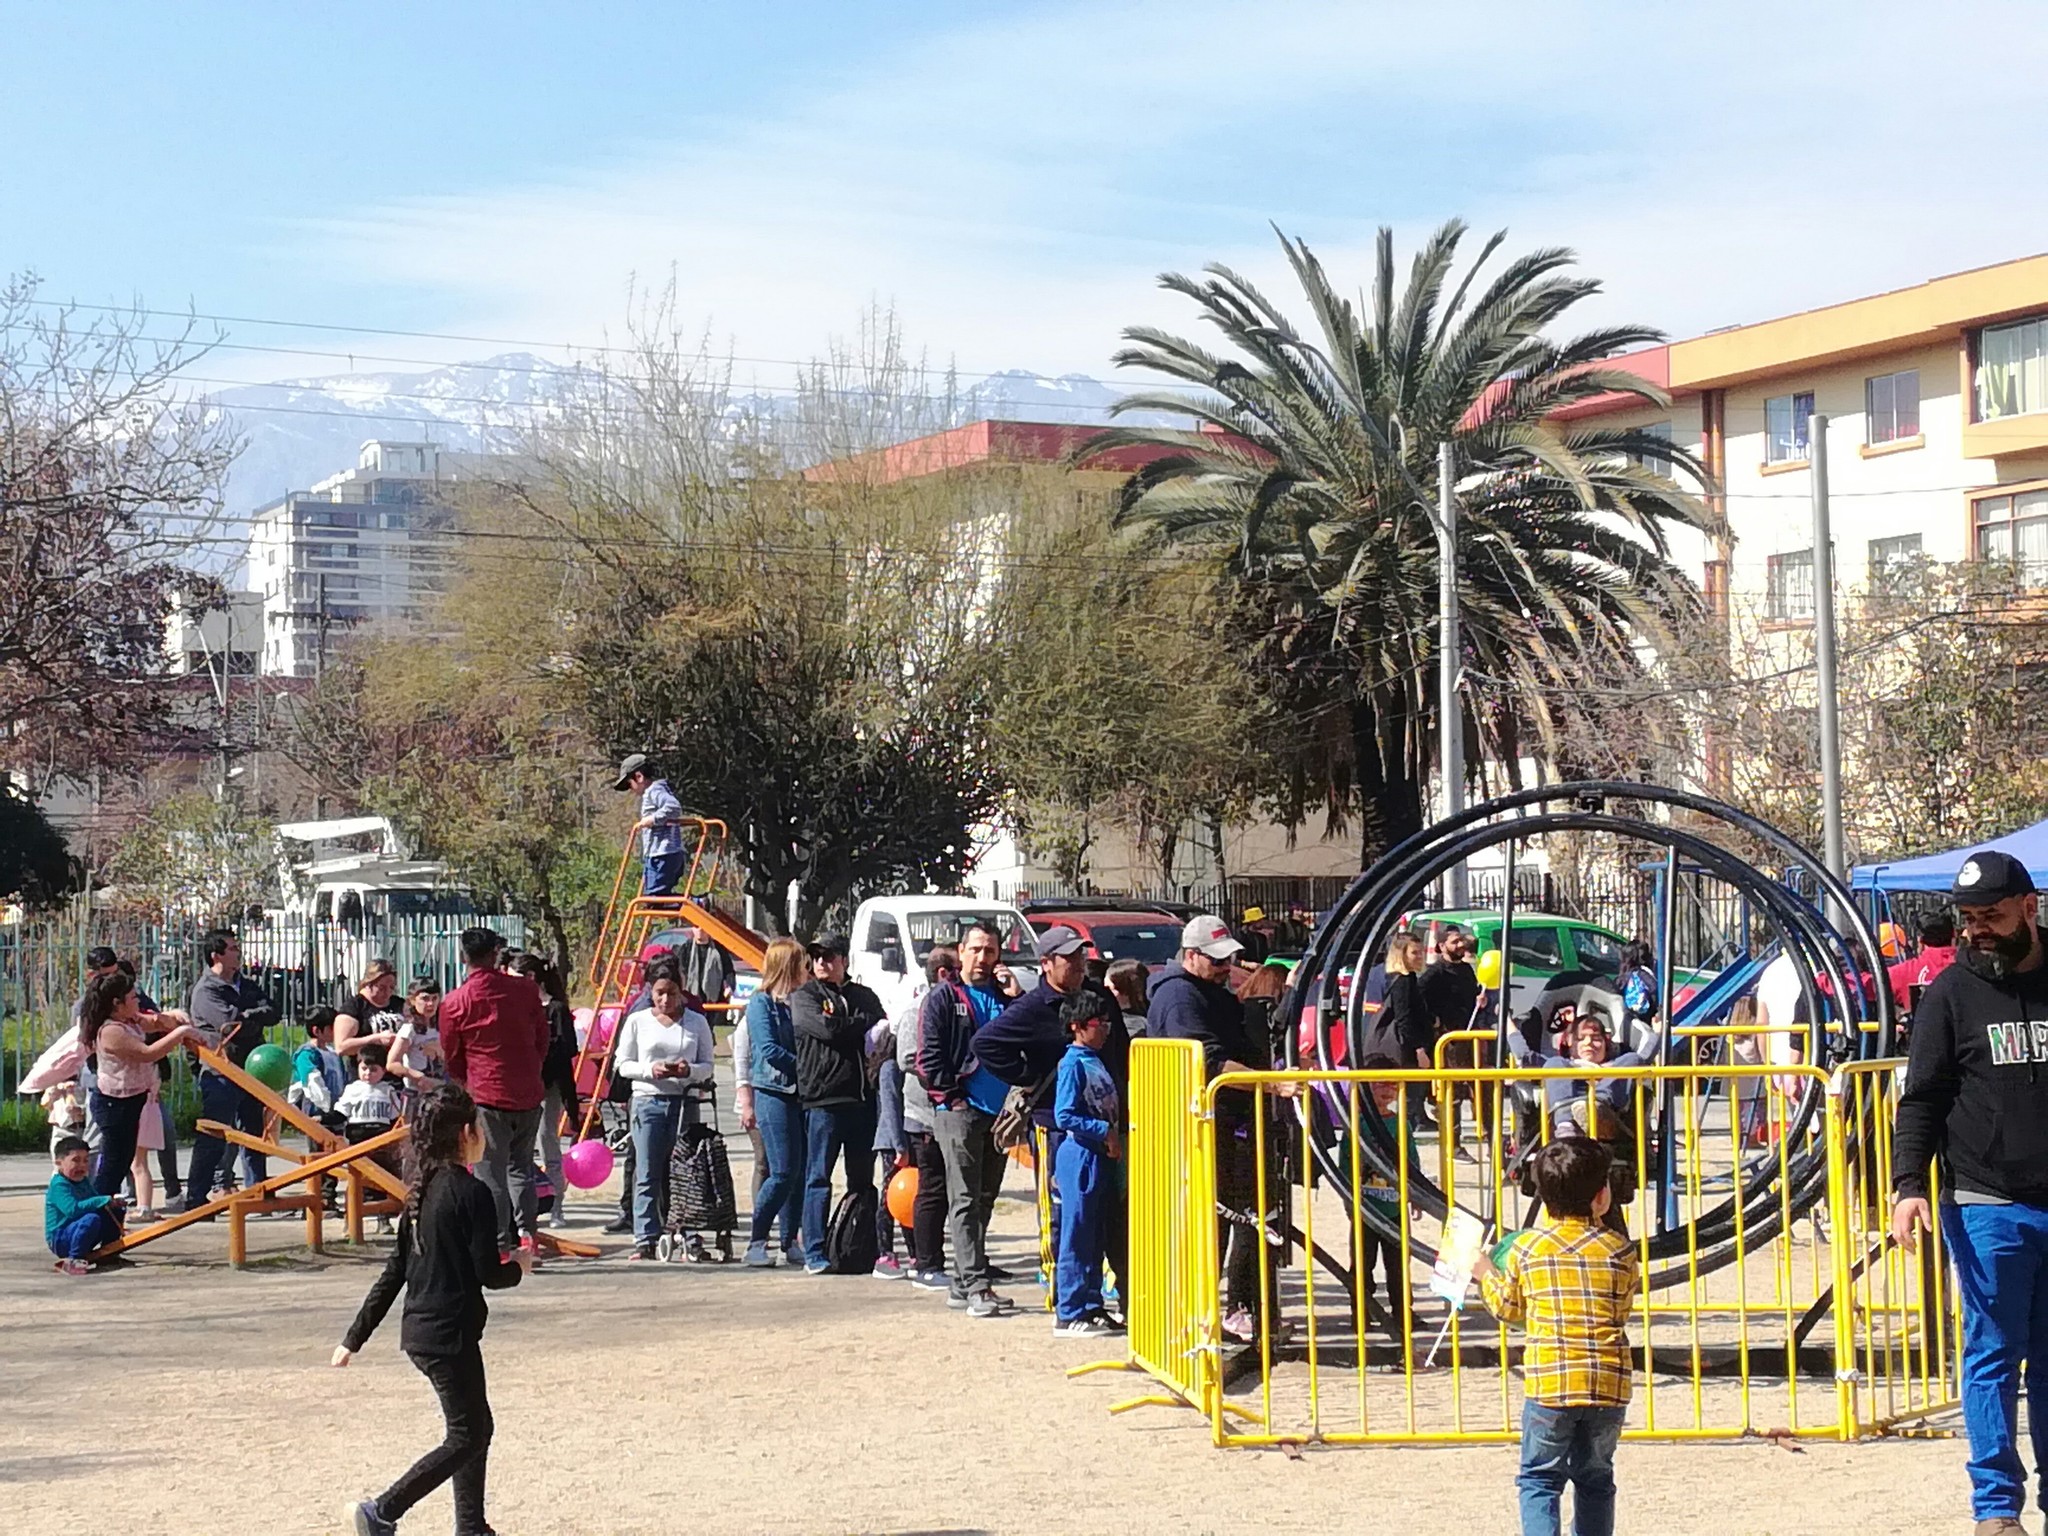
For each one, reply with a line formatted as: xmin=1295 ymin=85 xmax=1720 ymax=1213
xmin=1112 ymin=1042 xmax=1959 ymax=1447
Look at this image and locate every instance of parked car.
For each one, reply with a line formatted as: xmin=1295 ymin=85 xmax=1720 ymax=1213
xmin=1404 ymin=908 xmax=1639 ymax=1042
xmin=847 ymin=896 xmax=1043 ymax=1024
xmin=1019 ymin=901 xmax=1185 ymax=974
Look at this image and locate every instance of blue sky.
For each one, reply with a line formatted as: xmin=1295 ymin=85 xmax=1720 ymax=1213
xmin=5 ymin=0 xmax=2045 ymax=394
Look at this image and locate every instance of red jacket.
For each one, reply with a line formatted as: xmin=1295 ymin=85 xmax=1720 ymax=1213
xmin=440 ymin=967 xmax=549 ymax=1112
xmin=1888 ymin=946 xmax=1957 ymax=1013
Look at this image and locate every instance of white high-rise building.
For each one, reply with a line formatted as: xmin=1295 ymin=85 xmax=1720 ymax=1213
xmin=247 ymin=440 xmax=499 ymax=676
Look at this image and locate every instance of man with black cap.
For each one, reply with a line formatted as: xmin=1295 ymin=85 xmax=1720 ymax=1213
xmin=790 ymin=933 xmax=885 ymax=1273
xmin=613 ymin=754 xmax=685 ymax=898
xmin=1893 ymin=847 xmax=2048 ymax=1536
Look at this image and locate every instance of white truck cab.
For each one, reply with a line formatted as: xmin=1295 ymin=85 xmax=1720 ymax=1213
xmin=847 ymin=895 xmax=1042 ymax=1023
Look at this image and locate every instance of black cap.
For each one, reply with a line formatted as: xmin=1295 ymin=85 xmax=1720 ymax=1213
xmin=1034 ymin=924 xmax=1088 ymax=958
xmin=1951 ymin=848 xmax=2035 ymax=905
xmin=808 ymin=933 xmax=850 ymax=959
xmin=85 ymin=946 xmax=119 ymax=970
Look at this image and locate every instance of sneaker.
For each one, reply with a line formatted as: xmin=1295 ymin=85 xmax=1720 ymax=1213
xmin=58 ymin=1258 xmax=92 ymax=1277
xmin=683 ymin=1235 xmax=710 ymax=1264
xmin=1056 ymin=1314 xmax=1118 ymax=1337
xmin=602 ymin=1215 xmax=633 ymax=1235
xmin=946 ymin=1289 xmax=972 ymax=1310
xmin=1090 ymin=1309 xmax=1127 ymax=1334
xmin=628 ymin=1244 xmax=656 ymax=1263
xmin=547 ymin=1207 xmax=568 ymax=1230
xmin=1221 ymin=1306 xmax=1257 ymax=1343
xmin=872 ymin=1254 xmax=904 ymax=1280
xmin=743 ymin=1241 xmax=776 ymax=1268
xmin=909 ymin=1268 xmax=950 ymax=1292
xmin=805 ymin=1260 xmax=830 ymax=1275
xmin=967 ymin=1288 xmax=1016 ymax=1319
xmin=348 ymin=1498 xmax=397 ymax=1536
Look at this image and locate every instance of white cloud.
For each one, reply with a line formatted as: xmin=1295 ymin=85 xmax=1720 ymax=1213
xmin=288 ymin=0 xmax=2048 ymax=389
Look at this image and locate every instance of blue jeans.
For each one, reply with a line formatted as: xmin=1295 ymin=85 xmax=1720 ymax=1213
xmin=89 ymin=1089 xmax=149 ymax=1197
xmin=629 ymin=1096 xmax=685 ymax=1247
xmin=1053 ymin=1135 xmax=1107 ymax=1323
xmin=1517 ymin=1400 xmax=1623 ymax=1536
xmin=50 ymin=1209 xmax=119 ymax=1261
xmin=802 ymin=1100 xmax=877 ymax=1268
xmin=641 ymin=849 xmax=685 ymax=897
xmin=1943 ymin=1200 xmax=2048 ymax=1520
xmin=183 ymin=1072 xmax=267 ymax=1203
xmin=750 ymin=1090 xmax=806 ymax=1250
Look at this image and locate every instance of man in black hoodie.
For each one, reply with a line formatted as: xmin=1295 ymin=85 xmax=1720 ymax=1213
xmin=1892 ymin=849 xmax=2048 ymax=1536
xmin=791 ymin=934 xmax=884 ymax=1274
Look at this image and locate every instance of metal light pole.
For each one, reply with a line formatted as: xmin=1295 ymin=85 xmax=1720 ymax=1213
xmin=1438 ymin=441 xmax=1468 ymax=907
xmin=1810 ymin=413 xmax=1846 ymax=880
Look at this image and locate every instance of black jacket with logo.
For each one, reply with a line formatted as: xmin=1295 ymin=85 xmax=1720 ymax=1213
xmin=791 ymin=978 xmax=885 ymax=1107
xmin=1894 ymin=930 xmax=2048 ymax=1204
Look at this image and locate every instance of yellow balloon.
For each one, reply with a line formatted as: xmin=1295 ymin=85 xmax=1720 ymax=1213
xmin=1474 ymin=949 xmax=1504 ymax=990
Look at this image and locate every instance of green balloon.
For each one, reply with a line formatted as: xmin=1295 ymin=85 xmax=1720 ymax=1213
xmin=244 ymin=1042 xmax=292 ymax=1094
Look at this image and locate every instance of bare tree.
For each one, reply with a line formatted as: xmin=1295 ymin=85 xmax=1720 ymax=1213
xmin=0 ymin=275 xmax=238 ymax=793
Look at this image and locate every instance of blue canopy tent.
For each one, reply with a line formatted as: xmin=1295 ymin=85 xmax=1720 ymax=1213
xmin=1850 ymin=815 xmax=2048 ymax=894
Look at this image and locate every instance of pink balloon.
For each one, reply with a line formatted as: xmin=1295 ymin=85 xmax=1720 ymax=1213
xmin=563 ymin=1139 xmax=615 ymax=1190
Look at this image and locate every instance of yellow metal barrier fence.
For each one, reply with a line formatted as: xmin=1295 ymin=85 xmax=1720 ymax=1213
xmin=1110 ymin=1047 xmax=1959 ymax=1447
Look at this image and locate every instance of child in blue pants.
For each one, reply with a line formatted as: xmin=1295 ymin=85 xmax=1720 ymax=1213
xmin=46 ymin=1134 xmax=122 ymax=1274
xmin=1052 ymin=992 xmax=1123 ymax=1338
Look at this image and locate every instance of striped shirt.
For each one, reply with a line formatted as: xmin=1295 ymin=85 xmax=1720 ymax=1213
xmin=1480 ymin=1215 xmax=1637 ymax=1407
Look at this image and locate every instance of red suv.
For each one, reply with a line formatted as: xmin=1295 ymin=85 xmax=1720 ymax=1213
xmin=1020 ymin=901 xmax=1186 ymax=974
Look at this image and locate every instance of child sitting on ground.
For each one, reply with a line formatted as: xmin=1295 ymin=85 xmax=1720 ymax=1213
xmin=1050 ymin=991 xmax=1123 ymax=1339
xmin=292 ymin=1007 xmax=349 ymax=1134
xmin=1474 ymin=1135 xmax=1636 ymax=1536
xmin=46 ymin=1134 xmax=124 ymax=1275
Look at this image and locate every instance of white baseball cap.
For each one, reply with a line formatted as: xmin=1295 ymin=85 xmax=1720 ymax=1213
xmin=1181 ymin=914 xmax=1244 ymax=960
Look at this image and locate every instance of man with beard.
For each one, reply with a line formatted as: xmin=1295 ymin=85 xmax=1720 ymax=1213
xmin=1893 ymin=849 xmax=2048 ymax=1536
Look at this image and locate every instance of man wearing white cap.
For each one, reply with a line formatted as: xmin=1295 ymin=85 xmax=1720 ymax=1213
xmin=1149 ymin=915 xmax=1289 ymax=1343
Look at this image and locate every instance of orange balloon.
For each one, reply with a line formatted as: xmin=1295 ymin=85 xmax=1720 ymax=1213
xmin=886 ymin=1166 xmax=919 ymax=1228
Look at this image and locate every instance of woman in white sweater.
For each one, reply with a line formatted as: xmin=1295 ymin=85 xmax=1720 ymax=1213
xmin=613 ymin=956 xmax=714 ymax=1261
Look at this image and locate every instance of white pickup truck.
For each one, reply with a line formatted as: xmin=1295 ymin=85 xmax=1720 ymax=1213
xmin=845 ymin=894 xmax=1043 ymax=1023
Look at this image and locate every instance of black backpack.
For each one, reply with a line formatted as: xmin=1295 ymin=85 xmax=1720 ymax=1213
xmin=824 ymin=1186 xmax=880 ymax=1274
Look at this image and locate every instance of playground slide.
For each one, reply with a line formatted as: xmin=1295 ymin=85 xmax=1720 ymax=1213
xmin=666 ymin=896 xmax=768 ymax=972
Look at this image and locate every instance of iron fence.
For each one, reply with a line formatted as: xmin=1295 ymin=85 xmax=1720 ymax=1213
xmin=1 ymin=908 xmax=526 ymax=1135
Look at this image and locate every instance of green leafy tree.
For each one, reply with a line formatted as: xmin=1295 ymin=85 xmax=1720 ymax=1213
xmin=1085 ymin=222 xmax=1715 ymax=860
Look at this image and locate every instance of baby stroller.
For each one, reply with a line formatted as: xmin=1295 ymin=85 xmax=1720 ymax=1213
xmin=657 ymin=1094 xmax=737 ymax=1264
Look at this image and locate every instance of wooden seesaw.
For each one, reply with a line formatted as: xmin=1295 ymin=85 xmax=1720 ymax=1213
xmin=91 ymin=1044 xmax=598 ymax=1266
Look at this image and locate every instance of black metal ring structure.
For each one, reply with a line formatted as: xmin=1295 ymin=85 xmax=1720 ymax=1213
xmin=1279 ymin=782 xmax=1892 ymax=1291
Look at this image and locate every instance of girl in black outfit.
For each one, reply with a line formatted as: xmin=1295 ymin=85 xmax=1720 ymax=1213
xmin=333 ymin=1083 xmax=529 ymax=1536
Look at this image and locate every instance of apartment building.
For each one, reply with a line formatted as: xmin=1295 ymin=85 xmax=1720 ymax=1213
xmin=1566 ymin=251 xmax=2048 ymax=620
xmin=246 ymin=440 xmax=498 ymax=676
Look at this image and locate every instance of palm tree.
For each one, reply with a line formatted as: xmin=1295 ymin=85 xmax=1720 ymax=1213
xmin=1083 ymin=221 xmax=1716 ymax=860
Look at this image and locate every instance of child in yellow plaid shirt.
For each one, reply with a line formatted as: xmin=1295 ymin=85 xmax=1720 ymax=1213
xmin=1475 ymin=1136 xmax=1636 ymax=1536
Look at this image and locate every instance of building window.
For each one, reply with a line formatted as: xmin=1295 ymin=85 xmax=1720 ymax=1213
xmin=1867 ymin=533 xmax=1922 ymax=586
xmin=1977 ymin=316 xmax=2048 ymax=421
xmin=1865 ymin=370 xmax=1920 ymax=444
xmin=1624 ymin=420 xmax=1674 ymax=476
xmin=1766 ymin=548 xmax=1815 ymax=620
xmin=1975 ymin=485 xmax=2048 ymax=587
xmin=1765 ymin=391 xmax=1815 ymax=464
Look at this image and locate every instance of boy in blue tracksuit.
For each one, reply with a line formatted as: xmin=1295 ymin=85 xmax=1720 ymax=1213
xmin=1052 ymin=992 xmax=1123 ymax=1338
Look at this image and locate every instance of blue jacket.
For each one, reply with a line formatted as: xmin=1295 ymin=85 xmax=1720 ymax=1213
xmin=1054 ymin=1042 xmax=1119 ymax=1154
xmin=914 ymin=978 xmax=1010 ymax=1114
xmin=744 ymin=991 xmax=800 ymax=1096
xmin=46 ymin=1172 xmax=112 ymax=1245
xmin=1148 ymin=962 xmax=1254 ymax=1080
xmin=979 ymin=979 xmax=1130 ymax=1126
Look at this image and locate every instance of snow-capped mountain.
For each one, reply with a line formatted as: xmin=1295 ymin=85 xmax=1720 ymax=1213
xmin=206 ymin=354 xmax=1191 ymax=539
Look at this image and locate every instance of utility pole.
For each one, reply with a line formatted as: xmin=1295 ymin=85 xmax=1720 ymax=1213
xmin=1810 ymin=412 xmax=1847 ymax=880
xmin=1438 ymin=441 xmax=1468 ymax=907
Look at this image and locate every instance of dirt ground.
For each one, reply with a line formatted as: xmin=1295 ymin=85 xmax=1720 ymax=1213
xmin=0 ymin=1113 xmax=1990 ymax=1536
